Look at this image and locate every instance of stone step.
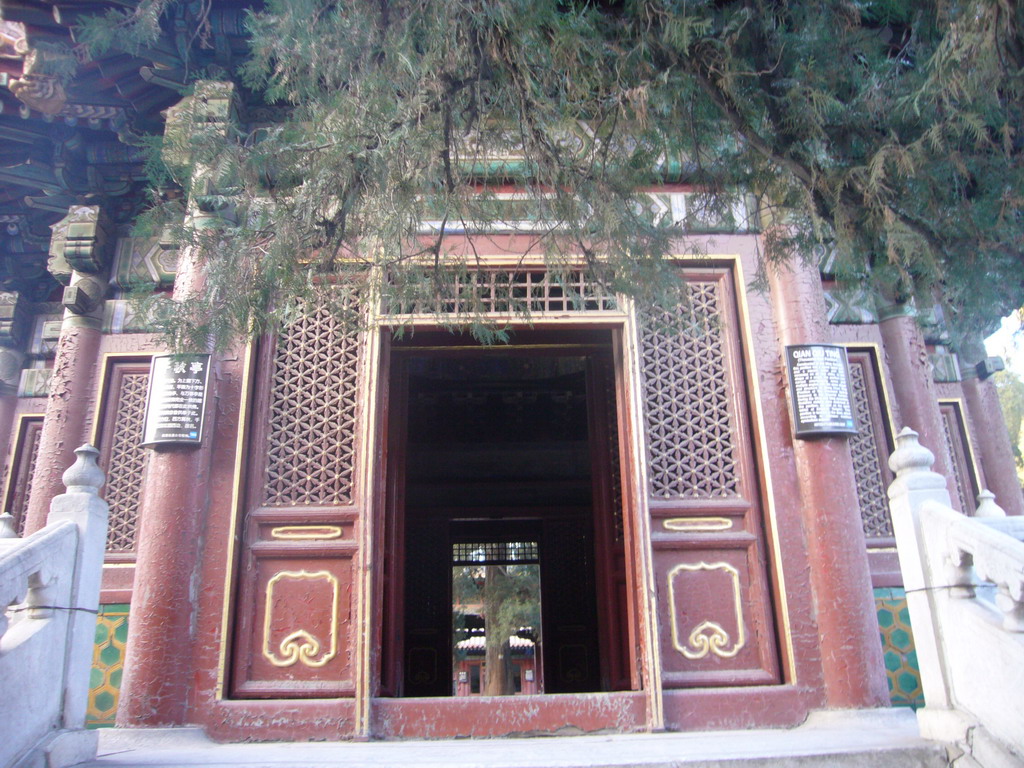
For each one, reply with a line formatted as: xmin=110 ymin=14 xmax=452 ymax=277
xmin=76 ymin=709 xmax=948 ymax=768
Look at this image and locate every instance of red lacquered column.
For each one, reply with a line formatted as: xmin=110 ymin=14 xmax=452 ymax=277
xmin=768 ymin=260 xmax=889 ymax=708
xmin=116 ymin=244 xmax=215 ymax=726
xmin=23 ymin=319 xmax=102 ymax=534
xmin=961 ymin=373 xmax=1024 ymax=516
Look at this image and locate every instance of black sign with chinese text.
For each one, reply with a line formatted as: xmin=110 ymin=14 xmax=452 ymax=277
xmin=785 ymin=344 xmax=857 ymax=438
xmin=141 ymin=354 xmax=211 ymax=446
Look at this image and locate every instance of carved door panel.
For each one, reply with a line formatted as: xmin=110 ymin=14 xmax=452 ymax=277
xmin=637 ymin=268 xmax=780 ymax=687
xmin=230 ymin=305 xmax=364 ymax=697
xmin=401 ymin=515 xmax=451 ymax=697
xmin=541 ymin=516 xmax=601 ymax=693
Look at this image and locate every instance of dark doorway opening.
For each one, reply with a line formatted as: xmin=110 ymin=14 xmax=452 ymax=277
xmin=381 ymin=330 xmax=632 ymax=698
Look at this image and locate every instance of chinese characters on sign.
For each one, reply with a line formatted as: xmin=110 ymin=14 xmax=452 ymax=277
xmin=141 ymin=354 xmax=211 ymax=446
xmin=785 ymin=344 xmax=857 ymax=438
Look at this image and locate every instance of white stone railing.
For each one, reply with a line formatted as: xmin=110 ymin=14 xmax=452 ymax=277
xmin=888 ymin=429 xmax=1024 ymax=767
xmin=0 ymin=445 xmax=108 ymax=768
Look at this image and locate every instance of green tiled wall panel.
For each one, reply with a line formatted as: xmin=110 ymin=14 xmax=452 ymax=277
xmin=87 ymin=604 xmax=129 ymax=728
xmin=875 ymin=587 xmax=924 ymax=708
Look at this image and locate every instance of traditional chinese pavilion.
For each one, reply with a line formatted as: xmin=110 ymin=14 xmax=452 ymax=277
xmin=1 ymin=0 xmax=1021 ymax=742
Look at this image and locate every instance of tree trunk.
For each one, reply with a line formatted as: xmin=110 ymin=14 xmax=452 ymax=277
xmin=482 ymin=565 xmax=514 ymax=695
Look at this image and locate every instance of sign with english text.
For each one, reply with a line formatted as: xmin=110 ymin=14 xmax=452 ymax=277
xmin=785 ymin=344 xmax=857 ymax=438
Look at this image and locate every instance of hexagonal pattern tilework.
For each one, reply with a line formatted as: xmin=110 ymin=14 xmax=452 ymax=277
xmin=87 ymin=604 xmax=129 ymax=728
xmin=875 ymin=588 xmax=923 ymax=708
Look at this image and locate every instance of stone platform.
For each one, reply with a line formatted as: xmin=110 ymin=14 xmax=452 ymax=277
xmin=75 ymin=709 xmax=947 ymax=768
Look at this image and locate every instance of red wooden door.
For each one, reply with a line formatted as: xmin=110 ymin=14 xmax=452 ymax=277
xmin=230 ymin=305 xmax=365 ymax=698
xmin=637 ymin=267 xmax=781 ymax=688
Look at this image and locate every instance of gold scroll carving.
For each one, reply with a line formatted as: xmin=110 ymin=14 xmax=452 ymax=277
xmin=667 ymin=561 xmax=746 ymax=660
xmin=262 ymin=569 xmax=339 ymax=668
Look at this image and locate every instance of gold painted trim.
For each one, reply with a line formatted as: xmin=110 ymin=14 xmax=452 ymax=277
xmin=838 ymin=343 xmax=899 ymax=441
xmin=1 ymin=412 xmax=45 ymax=513
xmin=663 ymin=517 xmax=732 ymax=532
xmin=353 ymin=324 xmax=382 ymax=737
xmin=270 ymin=525 xmax=344 ymax=540
xmin=730 ymin=255 xmax=797 ymax=683
xmin=89 ymin=352 xmax=154 ymax=447
xmin=262 ymin=569 xmax=340 ymax=668
xmin=621 ymin=297 xmax=664 ymax=731
xmin=667 ymin=561 xmax=746 ymax=660
xmin=215 ymin=342 xmax=254 ymax=700
xmin=938 ymin=397 xmax=984 ymax=495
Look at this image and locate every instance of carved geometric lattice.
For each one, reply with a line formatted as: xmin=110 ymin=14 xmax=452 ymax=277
xmin=104 ymin=371 xmax=150 ymax=551
xmin=11 ymin=419 xmax=43 ymax=536
xmin=940 ymin=407 xmax=971 ymax=515
xmin=848 ymin=362 xmax=893 ymax=538
xmin=639 ymin=281 xmax=739 ymax=499
xmin=263 ymin=303 xmax=361 ymax=506
xmin=451 ymin=541 xmax=539 ymax=565
xmin=385 ymin=269 xmax=617 ymax=316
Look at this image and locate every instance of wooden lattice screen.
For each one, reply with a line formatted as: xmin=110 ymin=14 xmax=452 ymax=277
xmin=97 ymin=364 xmax=151 ymax=553
xmin=940 ymin=401 xmax=979 ymax=515
xmin=846 ymin=351 xmax=895 ymax=540
xmin=262 ymin=304 xmax=361 ymax=507
xmin=384 ymin=269 xmax=617 ymax=316
xmin=95 ymin=362 xmax=151 ymax=554
xmin=636 ymin=267 xmax=780 ymax=688
xmin=5 ymin=416 xmax=43 ymax=536
xmin=231 ymin=297 xmax=363 ymax=698
xmin=640 ymin=280 xmax=739 ymax=500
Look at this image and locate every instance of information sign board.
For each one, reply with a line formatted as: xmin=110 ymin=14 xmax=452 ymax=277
xmin=141 ymin=353 xmax=211 ymax=446
xmin=785 ymin=344 xmax=857 ymax=438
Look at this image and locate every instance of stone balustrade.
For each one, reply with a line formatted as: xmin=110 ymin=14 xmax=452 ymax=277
xmin=0 ymin=446 xmax=108 ymax=768
xmin=925 ymin=502 xmax=1024 ymax=633
xmin=888 ymin=428 xmax=1024 ymax=768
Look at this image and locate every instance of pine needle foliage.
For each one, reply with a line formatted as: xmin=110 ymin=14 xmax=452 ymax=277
xmin=78 ymin=0 xmax=1024 ymax=351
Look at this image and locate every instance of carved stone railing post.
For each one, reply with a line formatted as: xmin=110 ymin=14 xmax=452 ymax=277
xmin=47 ymin=444 xmax=108 ymax=731
xmin=0 ymin=444 xmax=108 ymax=768
xmin=886 ymin=428 xmax=963 ymax=739
xmin=0 ymin=512 xmax=16 ymax=539
xmin=974 ymin=489 xmax=1006 ymax=519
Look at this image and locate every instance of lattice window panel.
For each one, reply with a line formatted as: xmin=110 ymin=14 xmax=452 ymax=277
xmin=940 ymin=404 xmax=976 ymax=515
xmin=8 ymin=418 xmax=43 ymax=536
xmin=263 ymin=303 xmax=361 ymax=506
xmin=385 ymin=269 xmax=617 ymax=316
xmin=940 ymin=414 xmax=967 ymax=513
xmin=102 ymin=370 xmax=150 ymax=551
xmin=638 ymin=281 xmax=739 ymax=499
xmin=848 ymin=362 xmax=893 ymax=538
xmin=452 ymin=541 xmax=539 ymax=565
